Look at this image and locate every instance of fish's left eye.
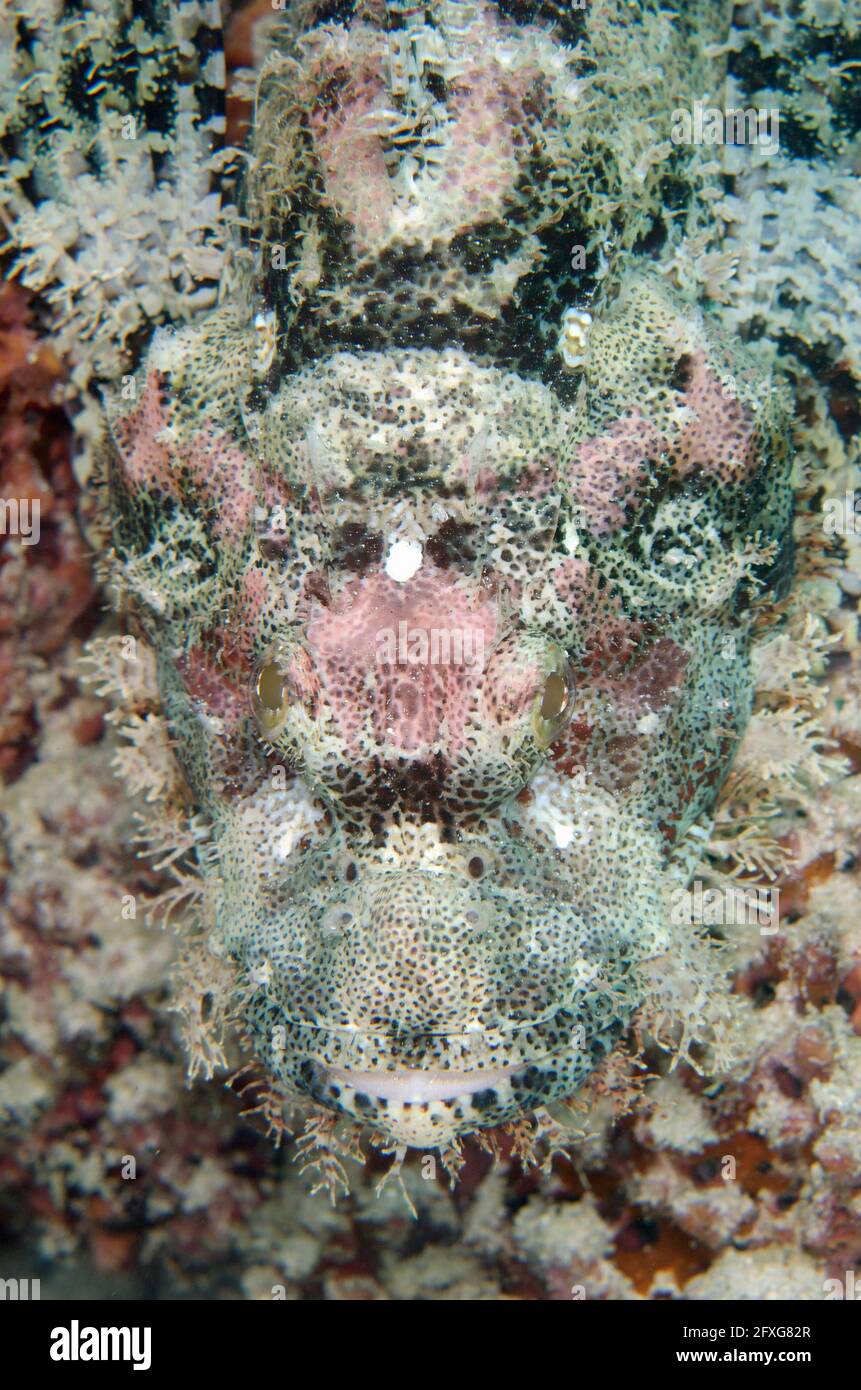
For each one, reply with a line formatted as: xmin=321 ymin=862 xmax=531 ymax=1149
xmin=540 ymin=669 xmax=569 ymax=721
xmin=252 ymin=661 xmax=289 ymax=732
xmin=534 ymin=657 xmax=573 ymax=746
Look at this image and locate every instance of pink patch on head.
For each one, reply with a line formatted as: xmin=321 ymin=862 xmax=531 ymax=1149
xmin=552 ymin=557 xmax=642 ymax=676
xmin=111 ymin=372 xmax=182 ymax=500
xmin=552 ymin=556 xmax=593 ymax=607
xmin=112 ymin=372 xmax=256 ymax=545
xmin=673 ymin=351 xmax=757 ymax=483
xmin=445 ymin=75 xmax=519 ymax=211
xmin=184 ymin=431 xmax=256 ymax=545
xmin=306 ymin=14 xmax=543 ymax=254
xmin=177 ymin=647 xmax=247 ymax=731
xmin=308 ymin=62 xmax=394 ymax=251
xmin=570 ymin=409 xmax=666 ymax=535
xmin=607 ymin=636 xmax=690 ymax=720
xmin=306 ymin=568 xmax=498 ymax=756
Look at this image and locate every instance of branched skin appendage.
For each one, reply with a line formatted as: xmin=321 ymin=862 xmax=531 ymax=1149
xmin=93 ymin=2 xmax=793 ymax=1150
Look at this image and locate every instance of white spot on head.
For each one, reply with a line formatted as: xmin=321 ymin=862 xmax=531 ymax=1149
xmin=553 ymin=820 xmax=576 ymax=849
xmin=386 ymin=537 xmax=423 ymax=583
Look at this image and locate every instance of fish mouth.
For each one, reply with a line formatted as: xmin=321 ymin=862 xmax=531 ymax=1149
xmin=326 ymin=1063 xmax=518 ymax=1106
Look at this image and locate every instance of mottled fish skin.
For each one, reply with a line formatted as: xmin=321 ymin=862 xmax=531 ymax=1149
xmin=7 ymin=2 xmax=793 ymax=1149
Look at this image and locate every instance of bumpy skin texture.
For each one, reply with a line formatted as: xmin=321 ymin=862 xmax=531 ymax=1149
xmin=97 ymin=1 xmax=794 ymax=1149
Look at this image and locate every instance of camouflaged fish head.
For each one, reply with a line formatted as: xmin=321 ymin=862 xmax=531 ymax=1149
xmin=6 ymin=1 xmax=793 ymax=1150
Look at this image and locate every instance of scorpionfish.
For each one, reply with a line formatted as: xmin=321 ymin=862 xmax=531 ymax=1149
xmin=11 ymin=1 xmax=795 ymax=1151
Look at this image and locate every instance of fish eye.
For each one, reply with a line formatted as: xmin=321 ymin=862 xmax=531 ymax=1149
xmin=256 ymin=662 xmax=285 ymax=710
xmin=252 ymin=661 xmax=289 ymax=732
xmin=540 ymin=669 xmax=569 ymax=721
xmin=468 ymin=856 xmax=485 ymax=880
xmin=534 ymin=658 xmax=574 ymax=745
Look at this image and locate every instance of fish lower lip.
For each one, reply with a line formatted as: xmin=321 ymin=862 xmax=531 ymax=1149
xmin=326 ymin=1064 xmax=517 ymax=1104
